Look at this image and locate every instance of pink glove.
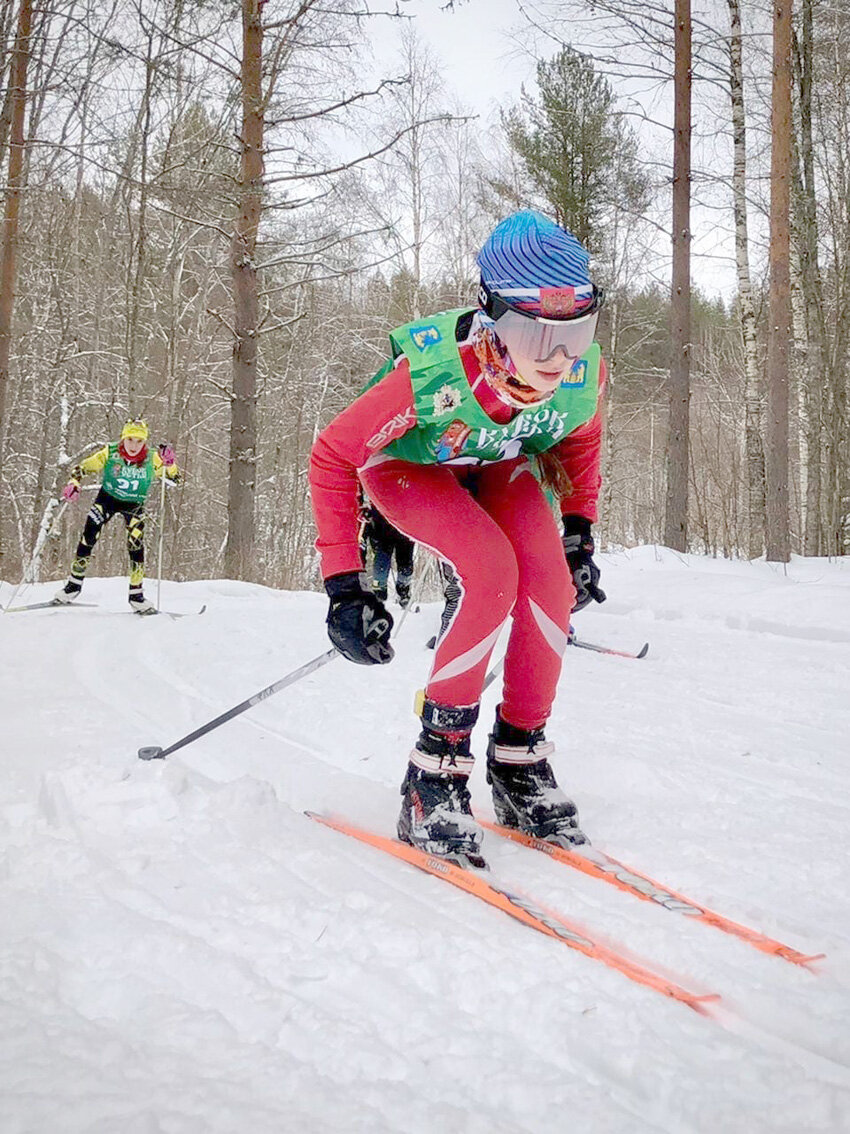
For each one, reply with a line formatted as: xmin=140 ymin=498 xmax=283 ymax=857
xmin=159 ymin=443 xmax=176 ymax=466
xmin=61 ymin=483 xmax=80 ymax=502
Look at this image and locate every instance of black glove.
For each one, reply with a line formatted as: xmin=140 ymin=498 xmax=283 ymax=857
xmin=325 ymin=572 xmax=394 ymax=665
xmin=562 ymin=516 xmax=606 ymax=612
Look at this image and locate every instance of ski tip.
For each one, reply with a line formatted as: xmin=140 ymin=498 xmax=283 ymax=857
xmin=138 ymin=746 xmax=165 ymax=761
xmin=793 ymin=951 xmax=827 ymax=970
xmin=689 ymin=992 xmax=722 ymax=1017
xmin=637 ymin=643 xmax=649 ymax=658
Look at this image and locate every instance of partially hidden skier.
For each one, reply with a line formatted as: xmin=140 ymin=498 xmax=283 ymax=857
xmin=309 ymin=210 xmax=606 ymax=866
xmin=360 ymin=501 xmax=415 ymax=608
xmin=55 ymin=419 xmax=182 ymax=613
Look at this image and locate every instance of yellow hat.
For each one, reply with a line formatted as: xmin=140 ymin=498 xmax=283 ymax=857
xmin=121 ymin=419 xmax=149 ymax=442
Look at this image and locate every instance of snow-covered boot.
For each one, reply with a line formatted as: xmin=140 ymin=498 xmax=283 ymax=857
xmin=128 ymin=587 xmax=156 ymax=615
xmin=487 ymin=707 xmax=587 ymax=846
xmin=397 ymin=700 xmax=485 ymax=868
xmin=54 ymin=579 xmax=82 ymax=604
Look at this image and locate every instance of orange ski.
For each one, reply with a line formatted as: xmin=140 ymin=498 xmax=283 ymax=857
xmin=480 ymin=820 xmax=824 ymax=968
xmin=307 ymin=811 xmax=718 ymax=1016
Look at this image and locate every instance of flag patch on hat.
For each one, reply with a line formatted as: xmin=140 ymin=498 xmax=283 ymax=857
xmin=540 ymin=287 xmax=576 ymax=317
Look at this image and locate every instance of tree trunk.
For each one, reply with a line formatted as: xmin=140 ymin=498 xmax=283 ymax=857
xmin=127 ymin=41 xmax=156 ymax=413
xmin=0 ymin=0 xmax=33 ymax=489
xmin=792 ymin=0 xmax=826 ymax=555
xmin=664 ymin=0 xmax=691 ymax=551
xmin=727 ymin=0 xmax=765 ymax=559
xmin=765 ymin=0 xmax=793 ymax=563
xmin=225 ymin=0 xmax=263 ymax=581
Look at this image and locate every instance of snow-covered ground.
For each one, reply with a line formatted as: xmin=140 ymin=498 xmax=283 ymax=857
xmin=2 ymin=549 xmax=849 ymax=1133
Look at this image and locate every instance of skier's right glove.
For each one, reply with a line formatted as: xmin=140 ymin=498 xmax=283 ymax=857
xmin=562 ymin=515 xmax=606 ymax=612
xmin=61 ymin=482 xmax=80 ymax=502
xmin=325 ymin=572 xmax=394 ymax=665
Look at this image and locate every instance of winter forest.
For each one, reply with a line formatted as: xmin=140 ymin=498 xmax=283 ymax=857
xmin=0 ymin=0 xmax=848 ymax=590
xmin=5 ymin=4 xmax=850 ymax=1129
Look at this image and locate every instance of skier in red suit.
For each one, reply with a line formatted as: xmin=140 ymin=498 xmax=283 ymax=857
xmin=310 ymin=210 xmax=607 ymax=866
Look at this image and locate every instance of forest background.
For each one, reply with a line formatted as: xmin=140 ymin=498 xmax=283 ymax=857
xmin=0 ymin=0 xmax=847 ymax=593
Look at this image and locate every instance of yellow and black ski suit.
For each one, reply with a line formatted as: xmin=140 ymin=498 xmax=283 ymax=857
xmin=67 ymin=444 xmax=181 ymax=593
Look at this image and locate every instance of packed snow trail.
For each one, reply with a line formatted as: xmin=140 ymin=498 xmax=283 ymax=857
xmin=2 ymin=554 xmax=850 ymax=1133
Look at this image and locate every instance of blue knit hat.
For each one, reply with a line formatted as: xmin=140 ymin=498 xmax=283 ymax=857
xmin=477 ymin=210 xmax=593 ymax=314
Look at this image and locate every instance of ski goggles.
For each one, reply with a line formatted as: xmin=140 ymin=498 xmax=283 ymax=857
xmin=479 ymin=281 xmax=604 ymax=363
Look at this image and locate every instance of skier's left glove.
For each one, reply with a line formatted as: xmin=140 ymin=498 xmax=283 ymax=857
xmin=325 ymin=572 xmax=394 ymax=665
xmin=562 ymin=516 xmax=606 ymax=612
xmin=158 ymin=443 xmax=182 ymax=484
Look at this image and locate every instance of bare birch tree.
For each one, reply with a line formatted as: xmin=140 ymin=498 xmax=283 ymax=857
xmin=726 ymin=0 xmax=765 ymax=559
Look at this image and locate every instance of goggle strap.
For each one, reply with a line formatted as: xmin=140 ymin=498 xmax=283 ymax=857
xmin=479 ymin=279 xmax=604 ymax=323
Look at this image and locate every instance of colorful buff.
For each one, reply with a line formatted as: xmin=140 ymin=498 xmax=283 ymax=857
xmin=470 ymin=312 xmax=533 ymax=406
xmin=476 ymin=210 xmax=594 ymax=315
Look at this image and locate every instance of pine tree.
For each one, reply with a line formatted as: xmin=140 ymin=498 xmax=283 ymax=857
xmin=501 ymin=47 xmax=649 ymax=253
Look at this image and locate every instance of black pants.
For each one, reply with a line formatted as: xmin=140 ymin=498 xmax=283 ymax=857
xmin=363 ymin=508 xmax=414 ymax=597
xmin=71 ymin=489 xmax=146 ymax=588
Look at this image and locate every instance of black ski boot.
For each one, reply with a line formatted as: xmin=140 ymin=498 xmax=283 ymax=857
xmin=486 ymin=707 xmax=587 ymax=846
xmin=129 ymin=586 xmax=156 ymax=614
xmin=397 ymin=700 xmax=485 ymax=868
xmin=54 ymin=578 xmax=82 ymax=604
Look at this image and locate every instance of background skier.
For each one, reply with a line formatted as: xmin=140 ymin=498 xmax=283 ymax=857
xmin=360 ymin=502 xmax=415 ymax=607
xmin=310 ymin=210 xmax=606 ymax=866
xmin=56 ymin=419 xmax=182 ymax=613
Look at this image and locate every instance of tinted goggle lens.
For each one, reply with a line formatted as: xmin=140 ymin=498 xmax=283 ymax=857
xmin=493 ymin=307 xmax=599 ymax=362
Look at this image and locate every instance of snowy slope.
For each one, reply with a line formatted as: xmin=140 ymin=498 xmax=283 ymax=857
xmin=1 ymin=552 xmax=850 ymax=1134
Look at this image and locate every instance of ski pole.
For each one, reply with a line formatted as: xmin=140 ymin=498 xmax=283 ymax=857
xmin=2 ymin=498 xmax=69 ymax=614
xmin=391 ymin=554 xmax=431 ymax=638
xmin=138 ymin=648 xmax=339 ymax=761
xmin=482 ymin=654 xmax=504 ymax=690
xmin=156 ymin=459 xmax=167 ymax=610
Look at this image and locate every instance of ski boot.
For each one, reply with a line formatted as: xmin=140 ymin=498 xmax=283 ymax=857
xmin=396 ymin=578 xmax=411 ymax=609
xmin=487 ymin=707 xmax=587 ymax=846
xmin=54 ymin=579 xmax=82 ymax=604
xmin=128 ymin=587 xmax=156 ymax=615
xmin=397 ymin=699 xmax=485 ymax=869
xmin=371 ymin=582 xmax=388 ymax=604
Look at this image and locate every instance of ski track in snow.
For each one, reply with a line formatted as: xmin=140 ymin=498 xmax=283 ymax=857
xmin=1 ymin=552 xmax=850 ymax=1133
